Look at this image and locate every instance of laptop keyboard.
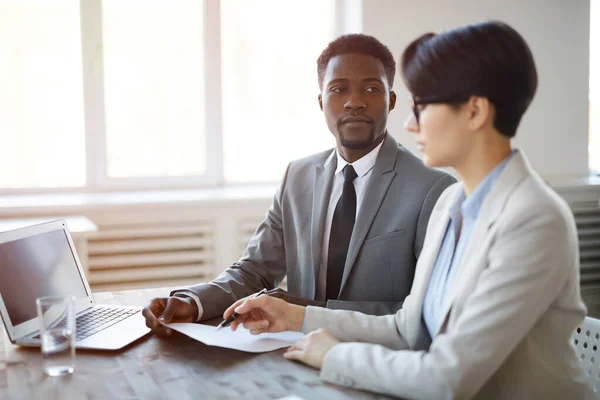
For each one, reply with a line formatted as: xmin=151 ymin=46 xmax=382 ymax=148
xmin=76 ymin=307 xmax=139 ymax=341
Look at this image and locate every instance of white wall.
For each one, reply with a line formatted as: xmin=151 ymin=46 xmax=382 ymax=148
xmin=362 ymin=0 xmax=591 ymax=180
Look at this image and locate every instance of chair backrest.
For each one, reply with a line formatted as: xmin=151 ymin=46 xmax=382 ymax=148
xmin=572 ymin=316 xmax=600 ymax=395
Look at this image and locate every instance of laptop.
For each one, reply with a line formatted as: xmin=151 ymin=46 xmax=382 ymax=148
xmin=0 ymin=219 xmax=151 ymax=350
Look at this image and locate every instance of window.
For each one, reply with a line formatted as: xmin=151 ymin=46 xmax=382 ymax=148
xmin=102 ymin=0 xmax=207 ymax=179
xmin=221 ymin=0 xmax=336 ymax=183
xmin=590 ymin=0 xmax=599 ymax=173
xmin=0 ymin=0 xmax=86 ymax=189
xmin=0 ymin=0 xmax=345 ymax=192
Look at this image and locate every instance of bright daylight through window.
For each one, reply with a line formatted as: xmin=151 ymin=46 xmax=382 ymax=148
xmin=221 ymin=0 xmax=336 ymax=183
xmin=2 ymin=1 xmax=594 ymax=192
xmin=102 ymin=0 xmax=207 ymax=179
xmin=0 ymin=0 xmax=339 ymax=190
xmin=0 ymin=0 xmax=86 ymax=189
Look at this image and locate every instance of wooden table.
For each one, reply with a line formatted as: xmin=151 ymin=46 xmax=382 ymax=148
xmin=0 ymin=288 xmax=396 ymax=400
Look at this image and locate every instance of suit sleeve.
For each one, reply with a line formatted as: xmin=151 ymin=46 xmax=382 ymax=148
xmin=325 ymin=299 xmax=403 ymax=315
xmin=171 ymin=164 xmax=291 ymax=321
xmin=312 ymin=205 xmax=578 ymax=399
xmin=304 ymin=306 xmax=410 ymax=350
xmin=415 ymin=174 xmax=456 ymax=259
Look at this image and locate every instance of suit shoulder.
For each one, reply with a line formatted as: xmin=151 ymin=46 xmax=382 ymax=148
xmin=286 ymin=148 xmax=334 ymax=173
xmin=275 ymin=149 xmax=333 ymax=196
xmin=497 ymin=174 xmax=579 ymax=279
xmin=505 ymin=173 xmax=576 ymax=232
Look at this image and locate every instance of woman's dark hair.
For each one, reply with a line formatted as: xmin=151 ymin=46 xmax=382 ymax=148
xmin=401 ymin=21 xmax=537 ymax=138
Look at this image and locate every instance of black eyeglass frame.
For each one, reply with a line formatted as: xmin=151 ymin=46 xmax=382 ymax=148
xmin=410 ymin=95 xmax=472 ymax=124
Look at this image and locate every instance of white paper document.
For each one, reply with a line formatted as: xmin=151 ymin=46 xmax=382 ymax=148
xmin=163 ymin=322 xmax=303 ymax=353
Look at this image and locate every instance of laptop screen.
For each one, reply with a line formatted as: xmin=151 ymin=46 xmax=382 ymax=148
xmin=0 ymin=229 xmax=88 ymax=326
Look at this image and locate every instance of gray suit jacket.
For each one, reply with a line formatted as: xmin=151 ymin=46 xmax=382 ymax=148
xmin=304 ymin=150 xmax=591 ymax=399
xmin=179 ymin=134 xmax=456 ymax=320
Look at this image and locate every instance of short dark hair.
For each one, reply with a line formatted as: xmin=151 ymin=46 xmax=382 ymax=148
xmin=400 ymin=21 xmax=537 ymax=138
xmin=317 ymin=33 xmax=396 ymax=91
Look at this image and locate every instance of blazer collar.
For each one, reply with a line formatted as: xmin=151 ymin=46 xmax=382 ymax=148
xmin=474 ymin=150 xmax=532 ymax=226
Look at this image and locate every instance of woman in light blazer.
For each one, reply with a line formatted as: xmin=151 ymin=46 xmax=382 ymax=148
xmin=223 ymin=21 xmax=591 ymax=399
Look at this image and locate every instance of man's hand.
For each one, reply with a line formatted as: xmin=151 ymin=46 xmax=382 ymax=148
xmin=223 ymin=293 xmax=306 ymax=334
xmin=142 ymin=296 xmax=199 ymax=336
xmin=283 ymin=328 xmax=340 ymax=370
xmin=265 ymin=288 xmax=327 ymax=307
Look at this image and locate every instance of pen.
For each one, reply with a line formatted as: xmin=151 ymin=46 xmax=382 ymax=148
xmin=215 ymin=288 xmax=268 ymax=331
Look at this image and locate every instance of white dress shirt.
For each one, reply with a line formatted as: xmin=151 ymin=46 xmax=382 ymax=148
xmin=178 ymin=138 xmax=385 ymax=320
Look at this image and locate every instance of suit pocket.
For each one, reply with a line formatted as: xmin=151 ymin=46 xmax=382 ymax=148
xmin=364 ymin=229 xmax=406 ymax=245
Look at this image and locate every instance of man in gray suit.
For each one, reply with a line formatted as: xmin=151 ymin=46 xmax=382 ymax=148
xmin=142 ymin=34 xmax=455 ymax=333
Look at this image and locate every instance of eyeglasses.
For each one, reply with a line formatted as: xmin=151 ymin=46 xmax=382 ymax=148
xmin=411 ymin=95 xmax=471 ymax=125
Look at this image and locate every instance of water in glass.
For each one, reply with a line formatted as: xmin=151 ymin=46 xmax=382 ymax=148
xmin=36 ymin=295 xmax=76 ymax=377
xmin=41 ymin=327 xmax=75 ymax=376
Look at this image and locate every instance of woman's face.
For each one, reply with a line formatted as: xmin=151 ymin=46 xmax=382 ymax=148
xmin=404 ymin=103 xmax=473 ymax=168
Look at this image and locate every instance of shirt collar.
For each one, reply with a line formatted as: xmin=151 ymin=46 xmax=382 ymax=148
xmin=452 ymin=149 xmax=518 ymax=220
xmin=330 ymin=137 xmax=385 ymax=178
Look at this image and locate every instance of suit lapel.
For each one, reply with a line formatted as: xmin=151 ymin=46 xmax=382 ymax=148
xmin=434 ymin=151 xmax=531 ymax=335
xmin=311 ymin=152 xmax=336 ymax=297
xmin=339 ymin=135 xmax=398 ymax=294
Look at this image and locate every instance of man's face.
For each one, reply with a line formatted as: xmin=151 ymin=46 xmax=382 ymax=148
xmin=319 ymin=54 xmax=396 ymax=150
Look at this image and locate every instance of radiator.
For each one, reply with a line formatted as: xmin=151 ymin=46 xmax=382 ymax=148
xmin=87 ymin=220 xmax=214 ymax=292
xmin=574 ymin=205 xmax=600 ymax=317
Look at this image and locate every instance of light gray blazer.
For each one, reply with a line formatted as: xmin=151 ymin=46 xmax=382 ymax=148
xmin=304 ymin=151 xmax=591 ymax=400
xmin=179 ymin=134 xmax=455 ymax=320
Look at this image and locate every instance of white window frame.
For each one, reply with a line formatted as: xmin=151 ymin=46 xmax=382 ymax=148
xmin=80 ymin=0 xmax=223 ymax=192
xmin=1 ymin=0 xmax=360 ymax=195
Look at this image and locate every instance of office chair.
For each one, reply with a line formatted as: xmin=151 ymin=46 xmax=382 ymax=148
xmin=572 ymin=316 xmax=600 ymax=396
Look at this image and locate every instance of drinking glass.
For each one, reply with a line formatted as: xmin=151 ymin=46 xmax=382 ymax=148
xmin=36 ymin=295 xmax=76 ymax=376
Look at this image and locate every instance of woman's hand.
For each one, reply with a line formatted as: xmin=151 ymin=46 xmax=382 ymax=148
xmin=283 ymin=328 xmax=340 ymax=370
xmin=223 ymin=293 xmax=306 ymax=334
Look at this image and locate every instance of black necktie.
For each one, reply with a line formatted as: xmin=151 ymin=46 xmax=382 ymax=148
xmin=326 ymin=164 xmax=358 ymax=300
